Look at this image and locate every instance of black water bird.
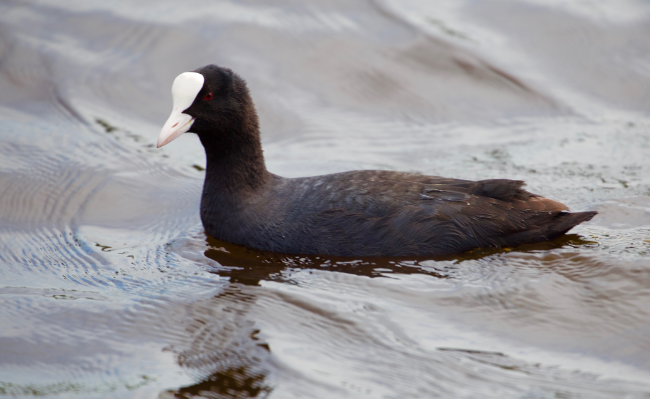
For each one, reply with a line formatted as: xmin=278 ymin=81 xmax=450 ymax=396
xmin=157 ymin=64 xmax=596 ymax=256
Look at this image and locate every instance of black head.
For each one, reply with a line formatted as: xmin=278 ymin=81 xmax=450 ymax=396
xmin=157 ymin=64 xmax=259 ymax=150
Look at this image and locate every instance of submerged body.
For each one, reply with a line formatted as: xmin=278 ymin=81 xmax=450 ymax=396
xmin=158 ymin=65 xmax=596 ymax=256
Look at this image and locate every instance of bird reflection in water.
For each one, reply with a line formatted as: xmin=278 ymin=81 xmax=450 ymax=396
xmin=161 ymin=283 xmax=273 ymax=399
xmin=162 ymin=233 xmax=594 ymax=398
xmin=202 ymin=234 xmax=595 ymax=285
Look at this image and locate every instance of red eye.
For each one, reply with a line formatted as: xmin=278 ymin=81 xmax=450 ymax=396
xmin=204 ymin=93 xmax=213 ymax=101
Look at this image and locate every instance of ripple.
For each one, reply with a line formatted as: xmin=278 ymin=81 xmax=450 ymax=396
xmin=2 ymin=0 xmax=650 ymax=397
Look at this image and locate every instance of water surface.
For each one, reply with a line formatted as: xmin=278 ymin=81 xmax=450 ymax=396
xmin=1 ymin=0 xmax=650 ymax=398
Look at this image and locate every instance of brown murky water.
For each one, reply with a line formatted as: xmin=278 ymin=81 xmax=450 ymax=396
xmin=1 ymin=0 xmax=650 ymax=398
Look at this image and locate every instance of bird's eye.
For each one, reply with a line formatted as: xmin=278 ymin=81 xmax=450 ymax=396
xmin=204 ymin=93 xmax=213 ymax=101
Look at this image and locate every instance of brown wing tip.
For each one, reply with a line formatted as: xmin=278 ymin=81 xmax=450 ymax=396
xmin=511 ymin=196 xmax=569 ymax=212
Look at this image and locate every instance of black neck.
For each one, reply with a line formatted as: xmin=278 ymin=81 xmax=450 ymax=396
xmin=198 ymin=107 xmax=270 ymax=197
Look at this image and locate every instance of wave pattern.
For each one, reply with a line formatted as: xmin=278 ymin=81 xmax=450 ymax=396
xmin=1 ymin=0 xmax=650 ymax=398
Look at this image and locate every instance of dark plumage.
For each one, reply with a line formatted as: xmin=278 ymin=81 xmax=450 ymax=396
xmin=158 ymin=64 xmax=596 ymax=257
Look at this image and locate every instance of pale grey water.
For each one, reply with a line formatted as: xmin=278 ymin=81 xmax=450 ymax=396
xmin=1 ymin=0 xmax=650 ymax=398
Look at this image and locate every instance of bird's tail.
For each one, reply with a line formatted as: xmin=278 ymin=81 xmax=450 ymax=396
xmin=505 ymin=211 xmax=597 ymax=245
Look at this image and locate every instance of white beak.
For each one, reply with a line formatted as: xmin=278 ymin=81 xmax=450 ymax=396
xmin=157 ymin=72 xmax=205 ymax=148
xmin=157 ymin=110 xmax=194 ymax=148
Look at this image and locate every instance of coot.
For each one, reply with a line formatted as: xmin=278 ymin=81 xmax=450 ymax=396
xmin=157 ymin=64 xmax=596 ymax=256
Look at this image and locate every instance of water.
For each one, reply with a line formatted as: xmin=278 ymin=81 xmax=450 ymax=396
xmin=1 ymin=0 xmax=649 ymax=398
